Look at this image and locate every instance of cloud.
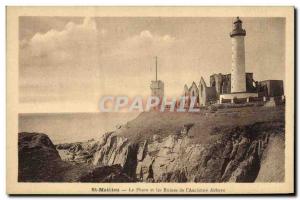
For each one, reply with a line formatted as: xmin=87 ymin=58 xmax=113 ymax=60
xmin=139 ymin=30 xmax=175 ymax=42
xmin=126 ymin=30 xmax=176 ymax=49
xmin=20 ymin=18 xmax=177 ymax=67
xmin=19 ymin=18 xmax=179 ymax=103
xmin=20 ymin=17 xmax=103 ymax=66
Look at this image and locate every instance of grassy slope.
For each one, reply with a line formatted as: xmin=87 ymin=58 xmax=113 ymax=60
xmin=57 ymin=106 xmax=285 ymax=182
xmin=116 ymin=106 xmax=285 ymax=144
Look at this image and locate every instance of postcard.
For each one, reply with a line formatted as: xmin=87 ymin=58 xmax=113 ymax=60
xmin=6 ymin=6 xmax=294 ymax=195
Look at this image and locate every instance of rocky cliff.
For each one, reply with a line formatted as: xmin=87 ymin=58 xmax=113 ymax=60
xmin=18 ymin=132 xmax=133 ymax=182
xmin=19 ymin=106 xmax=285 ymax=182
xmin=18 ymin=132 xmax=64 ymax=182
xmin=55 ymin=106 xmax=285 ymax=182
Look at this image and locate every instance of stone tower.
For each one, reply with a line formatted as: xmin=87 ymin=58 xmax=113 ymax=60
xmin=150 ymin=56 xmax=164 ymax=100
xmin=230 ymin=17 xmax=246 ymax=93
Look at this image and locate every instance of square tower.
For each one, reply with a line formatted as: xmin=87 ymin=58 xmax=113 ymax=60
xmin=150 ymin=56 xmax=164 ymax=100
xmin=150 ymin=80 xmax=164 ymax=99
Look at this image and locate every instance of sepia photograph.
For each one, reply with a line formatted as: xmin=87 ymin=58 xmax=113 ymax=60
xmin=6 ymin=6 xmax=294 ymax=195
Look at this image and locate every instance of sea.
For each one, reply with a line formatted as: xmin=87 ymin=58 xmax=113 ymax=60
xmin=18 ymin=112 xmax=140 ymax=144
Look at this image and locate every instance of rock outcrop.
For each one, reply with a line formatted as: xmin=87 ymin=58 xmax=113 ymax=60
xmin=18 ymin=132 xmax=64 ymax=182
xmin=19 ymin=107 xmax=285 ymax=182
xmin=18 ymin=132 xmax=136 ymax=182
xmin=55 ymin=121 xmax=284 ymax=182
xmin=79 ymin=164 xmax=135 ymax=182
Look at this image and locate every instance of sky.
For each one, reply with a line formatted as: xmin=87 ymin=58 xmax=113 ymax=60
xmin=19 ymin=17 xmax=285 ymax=107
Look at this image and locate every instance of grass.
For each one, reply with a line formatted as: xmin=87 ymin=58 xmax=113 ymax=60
xmin=116 ymin=105 xmax=285 ymax=144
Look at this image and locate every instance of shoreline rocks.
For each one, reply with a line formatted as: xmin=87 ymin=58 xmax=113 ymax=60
xmin=18 ymin=108 xmax=285 ymax=183
xmin=52 ymin=121 xmax=284 ymax=182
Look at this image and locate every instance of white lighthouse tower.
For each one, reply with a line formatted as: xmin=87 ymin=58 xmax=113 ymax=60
xmin=219 ymin=17 xmax=258 ymax=103
xmin=230 ymin=17 xmax=246 ymax=93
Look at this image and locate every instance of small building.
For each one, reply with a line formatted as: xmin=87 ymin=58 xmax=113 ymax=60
xmin=198 ymin=75 xmax=284 ymax=105
xmin=210 ymin=73 xmax=224 ymax=96
xmin=199 ymin=77 xmax=217 ymax=106
xmin=257 ymin=80 xmax=284 ymax=97
xmin=150 ymin=80 xmax=164 ymax=100
xmin=209 ymin=73 xmax=256 ymax=96
xmin=199 ymin=72 xmax=258 ymax=105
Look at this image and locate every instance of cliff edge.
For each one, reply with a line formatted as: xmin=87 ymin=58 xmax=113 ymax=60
xmin=18 ymin=106 xmax=285 ymax=182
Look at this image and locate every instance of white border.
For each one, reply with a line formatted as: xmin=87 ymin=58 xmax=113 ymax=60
xmin=1 ymin=1 xmax=298 ymax=200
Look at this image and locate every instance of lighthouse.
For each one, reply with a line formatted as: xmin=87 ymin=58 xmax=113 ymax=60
xmin=219 ymin=17 xmax=258 ymax=104
xmin=230 ymin=17 xmax=246 ymax=93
